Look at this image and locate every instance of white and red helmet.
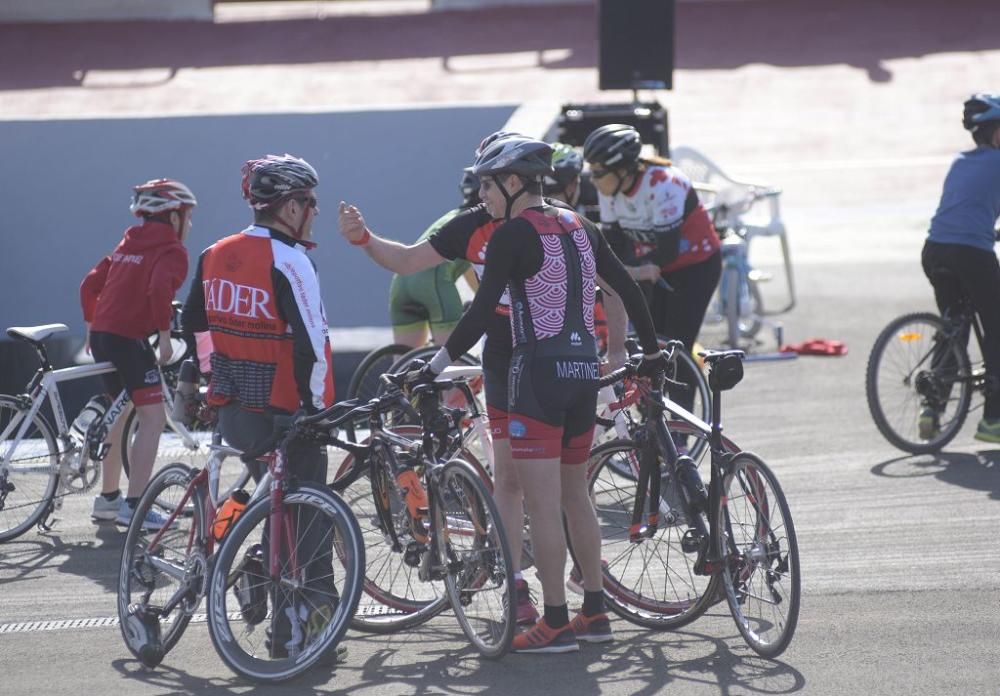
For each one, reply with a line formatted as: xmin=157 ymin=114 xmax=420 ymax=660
xmin=129 ymin=178 xmax=197 ymax=217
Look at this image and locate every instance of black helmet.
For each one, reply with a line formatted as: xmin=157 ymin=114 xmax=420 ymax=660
xmin=471 ymin=136 xmax=553 ymax=179
xmin=241 ymin=154 xmax=319 ymax=210
xmin=459 ymin=167 xmax=480 ymax=204
xmin=963 ymin=93 xmax=1000 ymax=140
xmin=582 ymin=124 xmax=642 ymax=169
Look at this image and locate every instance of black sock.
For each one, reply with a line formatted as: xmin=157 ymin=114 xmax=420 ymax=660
xmin=101 ymin=490 xmax=120 ymax=502
xmin=543 ymin=603 xmax=569 ymax=629
xmin=582 ymin=590 xmax=604 ymax=617
xmin=125 ymin=497 xmax=139 ymax=508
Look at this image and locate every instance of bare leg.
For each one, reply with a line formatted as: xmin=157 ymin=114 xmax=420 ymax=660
xmin=490 ymin=437 xmax=524 ymax=575
xmin=517 ymin=456 xmax=566 ymax=607
xmin=124 ymin=402 xmax=167 ymax=498
xmin=392 ymin=326 xmax=428 ymax=349
xmin=560 ymin=461 xmax=603 ymax=592
xmin=100 ymin=403 xmax=131 ymax=495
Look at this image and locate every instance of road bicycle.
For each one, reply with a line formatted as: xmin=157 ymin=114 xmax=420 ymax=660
xmin=118 ymin=413 xmax=364 ymax=683
xmin=325 ymin=372 xmax=516 ymax=657
xmin=866 ymin=296 xmax=986 ymax=453
xmin=701 ymin=187 xmax=784 ymax=350
xmin=0 ymin=323 xmax=235 ymax=543
xmin=578 ymin=344 xmax=800 ymax=657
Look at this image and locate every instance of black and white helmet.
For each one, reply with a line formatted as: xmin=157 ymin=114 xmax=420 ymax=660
xmin=241 ymin=154 xmax=319 ymax=210
xmin=582 ymin=123 xmax=642 ymax=169
xmin=471 ymin=136 xmax=553 ymax=179
xmin=963 ymin=93 xmax=1000 ymax=135
xmin=129 ymin=178 xmax=197 ymax=217
xmin=459 ymin=167 xmax=480 ymax=204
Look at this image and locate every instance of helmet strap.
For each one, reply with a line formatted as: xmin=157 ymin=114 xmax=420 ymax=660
xmin=496 ymin=176 xmax=527 ymax=221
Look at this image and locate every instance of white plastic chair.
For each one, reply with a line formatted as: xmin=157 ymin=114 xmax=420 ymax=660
xmin=670 ymin=145 xmax=795 ymax=313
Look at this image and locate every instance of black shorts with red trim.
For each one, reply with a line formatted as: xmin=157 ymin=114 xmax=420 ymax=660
xmin=90 ymin=331 xmax=163 ymax=406
xmin=506 ymin=351 xmax=599 ymax=465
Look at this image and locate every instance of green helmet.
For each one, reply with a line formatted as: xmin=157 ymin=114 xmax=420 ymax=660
xmin=544 ymin=143 xmax=584 ymax=191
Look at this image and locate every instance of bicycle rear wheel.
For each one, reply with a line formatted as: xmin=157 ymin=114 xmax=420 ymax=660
xmin=332 ymin=445 xmax=450 ymax=634
xmin=206 ymin=483 xmax=364 ymax=683
xmin=716 ymin=452 xmax=800 ymax=658
xmin=117 ymin=462 xmax=204 ymax=666
xmin=866 ymin=312 xmax=972 ymax=453
xmin=436 ymin=457 xmax=516 ymax=658
xmin=582 ymin=437 xmax=720 ymax=630
xmin=0 ymin=396 xmax=59 ymax=543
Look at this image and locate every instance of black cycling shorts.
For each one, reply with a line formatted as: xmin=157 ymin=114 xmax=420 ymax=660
xmin=507 ymin=352 xmax=599 ymax=465
xmin=89 ymin=331 xmax=162 ymax=406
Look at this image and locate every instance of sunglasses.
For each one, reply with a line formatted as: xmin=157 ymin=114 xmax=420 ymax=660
xmin=589 ymin=167 xmax=615 ymax=180
xmin=294 ymin=195 xmax=318 ymax=209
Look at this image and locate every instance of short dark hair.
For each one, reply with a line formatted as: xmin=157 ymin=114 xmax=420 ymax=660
xmin=973 ymin=120 xmax=1000 ymax=146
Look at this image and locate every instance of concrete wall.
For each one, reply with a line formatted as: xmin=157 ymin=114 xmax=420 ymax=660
xmin=0 ymin=0 xmax=213 ymax=22
xmin=0 ymin=104 xmax=515 ymax=339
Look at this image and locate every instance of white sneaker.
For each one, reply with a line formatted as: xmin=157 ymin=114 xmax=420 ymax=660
xmin=91 ymin=494 xmax=120 ymax=521
xmin=115 ymin=500 xmax=167 ymax=531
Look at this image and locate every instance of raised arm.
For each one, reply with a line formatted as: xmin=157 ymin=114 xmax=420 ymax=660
xmin=338 ymin=201 xmax=445 ymax=275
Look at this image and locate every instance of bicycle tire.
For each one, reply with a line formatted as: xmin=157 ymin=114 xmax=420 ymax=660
xmin=865 ymin=312 xmax=972 ymax=453
xmin=580 ymin=437 xmax=721 ymax=630
xmin=436 ymin=457 xmax=516 ymax=658
xmin=206 ymin=483 xmax=364 ymax=683
xmin=331 ymin=424 xmax=492 ymax=633
xmin=117 ymin=462 xmax=204 ymax=663
xmin=716 ymin=451 xmax=800 ymax=658
xmin=0 ymin=395 xmax=60 ymax=543
xmin=344 ymin=343 xmax=413 ymax=443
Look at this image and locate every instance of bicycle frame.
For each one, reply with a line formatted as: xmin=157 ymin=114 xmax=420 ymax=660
xmin=138 ymin=443 xmax=271 ymax=618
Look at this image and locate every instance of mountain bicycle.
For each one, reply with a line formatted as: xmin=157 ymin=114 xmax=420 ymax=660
xmin=324 ymin=372 xmax=516 ymax=657
xmin=0 ymin=323 xmax=235 ymax=543
xmin=578 ymin=345 xmax=800 ymax=657
xmin=866 ymin=297 xmax=985 ymax=453
xmin=119 ymin=413 xmax=364 ymax=683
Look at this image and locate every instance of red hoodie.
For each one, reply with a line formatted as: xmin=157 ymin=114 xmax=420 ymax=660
xmin=80 ymin=221 xmax=188 ymax=339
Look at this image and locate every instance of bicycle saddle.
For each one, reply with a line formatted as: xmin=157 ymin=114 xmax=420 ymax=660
xmin=6 ymin=323 xmax=69 ymax=344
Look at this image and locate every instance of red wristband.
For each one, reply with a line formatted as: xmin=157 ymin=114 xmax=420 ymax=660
xmin=350 ymin=228 xmax=371 ymax=246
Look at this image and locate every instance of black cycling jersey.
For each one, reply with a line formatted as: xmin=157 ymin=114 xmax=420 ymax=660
xmin=444 ymin=206 xmax=659 ymax=361
xmin=443 ymin=204 xmax=660 ymax=463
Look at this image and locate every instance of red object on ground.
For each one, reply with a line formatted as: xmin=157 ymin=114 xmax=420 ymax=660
xmin=779 ymin=338 xmax=848 ymax=356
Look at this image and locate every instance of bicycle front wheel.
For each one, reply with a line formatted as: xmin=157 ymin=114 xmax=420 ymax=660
xmin=344 ymin=343 xmax=413 ymax=442
xmin=436 ymin=458 xmax=516 ymax=658
xmin=0 ymin=395 xmax=59 ymax=543
xmin=117 ymin=462 xmax=205 ymax=664
xmin=206 ymin=483 xmax=364 ymax=684
xmin=583 ymin=438 xmax=720 ymax=630
xmin=866 ymin=312 xmax=972 ymax=453
xmin=716 ymin=452 xmax=800 ymax=658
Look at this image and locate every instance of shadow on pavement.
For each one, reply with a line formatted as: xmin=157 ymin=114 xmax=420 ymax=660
xmin=871 ymin=449 xmax=1000 ymax=501
xmin=106 ymin=615 xmax=806 ymax=694
xmin=1 ymin=0 xmax=995 ymax=91
xmin=0 ymin=522 xmax=121 ymax=591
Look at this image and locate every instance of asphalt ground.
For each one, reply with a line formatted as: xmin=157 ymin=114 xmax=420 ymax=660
xmin=1 ymin=1 xmax=999 ymax=694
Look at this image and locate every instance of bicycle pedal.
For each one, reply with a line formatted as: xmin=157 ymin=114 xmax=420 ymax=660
xmin=628 ymin=523 xmax=646 ymax=544
xmin=680 ymin=528 xmax=704 ymax=554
